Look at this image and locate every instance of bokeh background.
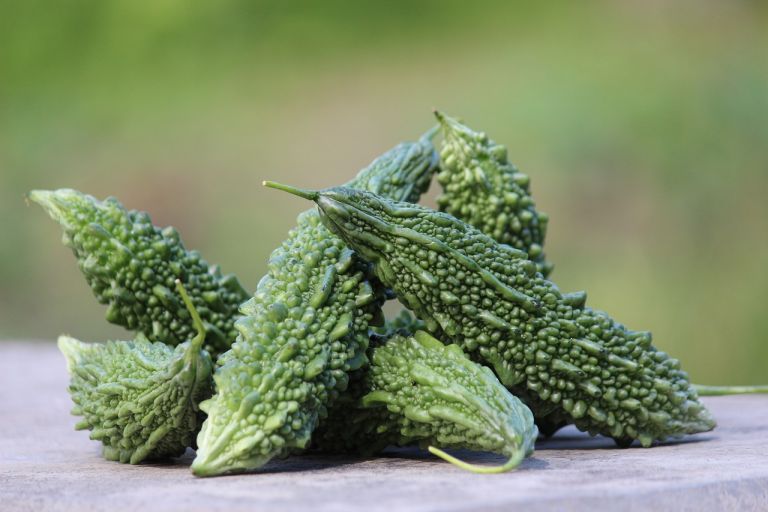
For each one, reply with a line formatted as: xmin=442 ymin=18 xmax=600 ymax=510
xmin=2 ymin=1 xmax=766 ymax=384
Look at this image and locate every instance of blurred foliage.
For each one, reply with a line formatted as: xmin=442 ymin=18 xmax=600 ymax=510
xmin=1 ymin=0 xmax=766 ymax=384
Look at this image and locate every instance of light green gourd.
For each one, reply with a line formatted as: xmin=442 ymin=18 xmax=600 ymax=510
xmin=314 ymin=330 xmax=537 ymax=473
xmin=266 ymin=183 xmax=716 ymax=448
xmin=435 ymin=111 xmax=552 ymax=277
xmin=191 ymin=130 xmax=439 ymax=476
xmin=59 ymin=281 xmax=213 ymax=464
xmin=30 ymin=189 xmax=249 ymax=358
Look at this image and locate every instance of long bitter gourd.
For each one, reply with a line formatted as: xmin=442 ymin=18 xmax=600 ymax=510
xmin=191 ymin=131 xmax=439 ymax=476
xmin=30 ymin=189 xmax=249 ymax=357
xmin=59 ymin=281 xmax=213 ymax=464
xmin=435 ymin=111 xmax=552 ymax=277
xmin=266 ymin=183 xmax=716 ymax=447
xmin=314 ymin=330 xmax=537 ymax=473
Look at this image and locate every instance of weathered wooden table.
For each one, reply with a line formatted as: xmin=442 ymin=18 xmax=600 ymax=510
xmin=1 ymin=341 xmax=766 ymax=512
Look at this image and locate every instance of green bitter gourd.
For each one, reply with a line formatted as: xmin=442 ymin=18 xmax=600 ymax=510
xmin=435 ymin=111 xmax=557 ymax=435
xmin=30 ymin=189 xmax=249 ymax=357
xmin=266 ymin=183 xmax=716 ymax=448
xmin=435 ymin=113 xmax=768 ymax=429
xmin=314 ymin=330 xmax=537 ymax=473
xmin=191 ymin=131 xmax=439 ymax=476
xmin=59 ymin=280 xmax=213 ymax=464
xmin=435 ymin=111 xmax=552 ymax=277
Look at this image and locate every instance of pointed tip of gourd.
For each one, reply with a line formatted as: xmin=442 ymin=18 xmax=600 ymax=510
xmin=28 ymin=189 xmax=59 ymax=217
xmin=57 ymin=335 xmax=87 ymax=372
xmin=433 ymin=110 xmax=464 ymax=134
xmin=262 ymin=181 xmax=319 ymax=202
xmin=28 ymin=188 xmax=83 ymax=226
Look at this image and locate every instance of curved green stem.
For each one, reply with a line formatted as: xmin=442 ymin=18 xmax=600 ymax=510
xmin=427 ymin=446 xmax=523 ymax=474
xmin=175 ymin=279 xmax=206 ymax=351
xmin=262 ymin=181 xmax=319 ymax=201
xmin=694 ymin=384 xmax=768 ymax=396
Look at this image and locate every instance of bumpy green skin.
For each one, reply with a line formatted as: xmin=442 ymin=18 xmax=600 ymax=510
xmin=191 ymin=133 xmax=438 ymax=476
xmin=314 ymin=331 xmax=537 ymax=466
xmin=435 ymin=112 xmax=552 ymax=277
xmin=58 ymin=333 xmax=212 ymax=464
xmin=294 ymin=186 xmax=716 ymax=447
xmin=30 ymin=189 xmax=249 ymax=357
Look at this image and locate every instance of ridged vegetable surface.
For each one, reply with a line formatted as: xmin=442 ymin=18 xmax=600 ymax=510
xmin=30 ymin=189 xmax=249 ymax=357
xmin=435 ymin=111 xmax=552 ymax=277
xmin=191 ymin=131 xmax=438 ymax=476
xmin=58 ymin=281 xmax=213 ymax=464
xmin=315 ymin=330 xmax=537 ymax=473
xmin=267 ymin=184 xmax=716 ymax=447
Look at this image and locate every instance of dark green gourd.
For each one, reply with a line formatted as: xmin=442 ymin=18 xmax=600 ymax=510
xmin=266 ymin=183 xmax=716 ymax=448
xmin=191 ymin=131 xmax=438 ymax=476
xmin=435 ymin=111 xmax=552 ymax=277
xmin=30 ymin=189 xmax=249 ymax=357
xmin=59 ymin=281 xmax=213 ymax=464
xmin=314 ymin=330 xmax=537 ymax=473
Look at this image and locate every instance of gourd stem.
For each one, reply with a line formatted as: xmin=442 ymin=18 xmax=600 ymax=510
xmin=175 ymin=279 xmax=206 ymax=352
xmin=694 ymin=384 xmax=768 ymax=396
xmin=433 ymin=109 xmax=447 ymax=124
xmin=427 ymin=446 xmax=523 ymax=474
xmin=262 ymin=181 xmax=319 ymax=201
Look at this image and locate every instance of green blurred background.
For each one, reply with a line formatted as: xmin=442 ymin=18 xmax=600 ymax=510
xmin=2 ymin=1 xmax=766 ymax=384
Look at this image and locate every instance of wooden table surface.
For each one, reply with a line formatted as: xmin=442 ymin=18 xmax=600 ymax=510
xmin=1 ymin=341 xmax=767 ymax=512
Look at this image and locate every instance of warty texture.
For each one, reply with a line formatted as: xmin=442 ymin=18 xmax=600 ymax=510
xmin=277 ymin=185 xmax=715 ymax=448
xmin=314 ymin=330 xmax=537 ymax=472
xmin=58 ymin=330 xmax=212 ymax=464
xmin=191 ymin=131 xmax=438 ymax=476
xmin=435 ymin=112 xmax=552 ymax=277
xmin=30 ymin=189 xmax=249 ymax=357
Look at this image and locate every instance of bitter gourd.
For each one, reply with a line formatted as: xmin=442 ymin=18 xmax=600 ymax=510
xmin=435 ymin=111 xmax=552 ymax=277
xmin=314 ymin=330 xmax=537 ymax=473
xmin=191 ymin=131 xmax=439 ymax=476
xmin=30 ymin=189 xmax=249 ymax=357
xmin=267 ymin=183 xmax=716 ymax=447
xmin=58 ymin=281 xmax=213 ymax=464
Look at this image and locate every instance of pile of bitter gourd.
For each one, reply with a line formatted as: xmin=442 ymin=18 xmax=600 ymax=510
xmin=31 ymin=112 xmax=767 ymax=477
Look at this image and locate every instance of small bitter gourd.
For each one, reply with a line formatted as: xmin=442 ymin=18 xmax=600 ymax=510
xmin=59 ymin=281 xmax=213 ymax=464
xmin=30 ymin=189 xmax=249 ymax=357
xmin=435 ymin=111 xmax=552 ymax=277
xmin=191 ymin=131 xmax=439 ymax=476
xmin=266 ymin=183 xmax=716 ymax=447
xmin=314 ymin=330 xmax=537 ymax=473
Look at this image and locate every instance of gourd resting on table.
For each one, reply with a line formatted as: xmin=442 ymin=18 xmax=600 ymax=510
xmin=30 ymin=189 xmax=249 ymax=358
xmin=191 ymin=129 xmax=439 ymax=476
xmin=266 ymin=183 xmax=717 ymax=448
xmin=432 ymin=112 xmax=767 ymax=418
xmin=314 ymin=330 xmax=538 ymax=473
xmin=59 ymin=281 xmax=213 ymax=464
